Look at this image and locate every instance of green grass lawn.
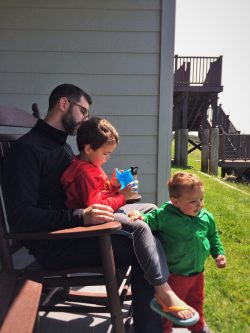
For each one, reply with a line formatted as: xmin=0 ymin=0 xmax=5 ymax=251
xmin=171 ymin=146 xmax=250 ymax=333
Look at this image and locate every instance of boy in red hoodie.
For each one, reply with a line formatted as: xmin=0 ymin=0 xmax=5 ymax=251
xmin=61 ymin=117 xmax=198 ymax=325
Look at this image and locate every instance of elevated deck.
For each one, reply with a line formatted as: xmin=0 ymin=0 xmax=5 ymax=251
xmin=173 ymin=55 xmax=223 ymax=131
xmin=174 ymin=55 xmax=223 ymax=93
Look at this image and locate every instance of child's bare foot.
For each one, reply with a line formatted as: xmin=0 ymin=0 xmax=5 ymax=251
xmin=155 ymin=283 xmax=195 ymax=319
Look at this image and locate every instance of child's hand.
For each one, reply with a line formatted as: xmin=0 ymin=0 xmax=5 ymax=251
xmin=215 ymin=254 xmax=227 ymax=268
xmin=128 ymin=210 xmax=144 ymax=221
xmin=120 ymin=183 xmax=137 ymax=201
xmin=110 ymin=168 xmax=121 ymax=187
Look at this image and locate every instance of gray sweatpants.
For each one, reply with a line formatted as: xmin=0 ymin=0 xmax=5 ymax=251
xmin=115 ymin=203 xmax=169 ymax=287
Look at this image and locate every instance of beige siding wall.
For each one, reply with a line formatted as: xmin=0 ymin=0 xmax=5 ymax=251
xmin=0 ymin=0 xmax=170 ymax=203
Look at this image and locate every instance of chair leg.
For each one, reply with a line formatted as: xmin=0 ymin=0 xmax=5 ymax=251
xmin=98 ymin=235 xmax=126 ymax=333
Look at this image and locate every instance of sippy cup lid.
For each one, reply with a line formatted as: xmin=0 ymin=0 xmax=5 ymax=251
xmin=130 ymin=166 xmax=139 ymax=176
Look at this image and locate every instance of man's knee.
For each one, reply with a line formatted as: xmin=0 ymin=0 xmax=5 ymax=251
xmin=130 ymin=220 xmax=151 ymax=233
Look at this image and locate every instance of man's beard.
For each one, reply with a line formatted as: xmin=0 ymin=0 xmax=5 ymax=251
xmin=61 ymin=107 xmax=80 ymax=136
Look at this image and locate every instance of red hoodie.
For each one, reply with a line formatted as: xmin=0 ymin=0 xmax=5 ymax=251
xmin=60 ymin=157 xmax=126 ymax=211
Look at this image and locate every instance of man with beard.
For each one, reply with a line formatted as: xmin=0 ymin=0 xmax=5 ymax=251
xmin=3 ymin=84 xmax=194 ymax=333
xmin=3 ymin=83 xmax=115 ymax=247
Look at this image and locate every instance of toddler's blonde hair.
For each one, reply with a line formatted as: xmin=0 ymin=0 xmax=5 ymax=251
xmin=168 ymin=172 xmax=204 ymax=198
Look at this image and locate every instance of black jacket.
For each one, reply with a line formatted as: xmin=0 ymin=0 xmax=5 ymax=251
xmin=3 ymin=119 xmax=82 ymax=235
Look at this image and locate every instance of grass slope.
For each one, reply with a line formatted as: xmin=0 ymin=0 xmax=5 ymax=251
xmin=171 ymin=148 xmax=250 ymax=333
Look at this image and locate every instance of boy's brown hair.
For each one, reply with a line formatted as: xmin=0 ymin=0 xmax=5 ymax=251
xmin=168 ymin=172 xmax=204 ymax=198
xmin=77 ymin=117 xmax=119 ymax=152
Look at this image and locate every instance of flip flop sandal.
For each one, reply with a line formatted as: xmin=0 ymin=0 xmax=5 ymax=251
xmin=150 ymin=297 xmax=200 ymax=327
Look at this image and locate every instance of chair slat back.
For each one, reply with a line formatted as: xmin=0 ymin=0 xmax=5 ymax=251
xmin=0 ymin=106 xmax=36 ymax=128
xmin=0 ymin=106 xmax=36 ymax=270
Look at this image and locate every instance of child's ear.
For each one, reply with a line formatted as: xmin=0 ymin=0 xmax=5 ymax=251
xmin=170 ymin=196 xmax=178 ymax=207
xmin=84 ymin=144 xmax=92 ymax=154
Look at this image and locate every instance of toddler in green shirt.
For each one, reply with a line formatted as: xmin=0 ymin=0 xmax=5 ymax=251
xmin=129 ymin=172 xmax=226 ymax=333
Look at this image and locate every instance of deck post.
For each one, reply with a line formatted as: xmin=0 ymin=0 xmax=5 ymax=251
xmin=180 ymin=129 xmax=188 ymax=167
xmin=182 ymin=92 xmax=188 ymax=128
xmin=211 ymin=94 xmax=219 ymax=128
xmin=209 ymin=127 xmax=219 ymax=175
xmin=174 ymin=130 xmax=181 ymax=165
xmin=201 ymin=129 xmax=209 ymax=173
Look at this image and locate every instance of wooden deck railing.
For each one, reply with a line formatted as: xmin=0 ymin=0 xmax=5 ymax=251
xmin=219 ymin=134 xmax=250 ymax=161
xmin=217 ymin=105 xmax=239 ymax=134
xmin=174 ymin=55 xmax=223 ymax=87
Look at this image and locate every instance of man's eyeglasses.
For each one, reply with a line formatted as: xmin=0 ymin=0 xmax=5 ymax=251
xmin=67 ymin=99 xmax=89 ymax=119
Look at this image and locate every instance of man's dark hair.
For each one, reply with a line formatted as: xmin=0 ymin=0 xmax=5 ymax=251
xmin=77 ymin=117 xmax=119 ymax=152
xmin=48 ymin=84 xmax=92 ymax=110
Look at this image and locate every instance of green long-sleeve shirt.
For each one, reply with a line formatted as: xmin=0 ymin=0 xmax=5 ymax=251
xmin=143 ymin=202 xmax=225 ymax=276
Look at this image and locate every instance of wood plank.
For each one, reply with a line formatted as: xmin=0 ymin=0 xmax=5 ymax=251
xmin=107 ymin=154 xmax=157 ymax=174
xmin=0 ymin=52 xmax=159 ymax=75
xmin=0 ymin=274 xmax=42 ymax=333
xmin=0 ymin=271 xmax=20 ymax=324
xmin=7 ymin=222 xmax=122 ymax=240
xmin=0 ymin=8 xmax=160 ymax=31
xmin=101 ymin=115 xmax=158 ymax=136
xmin=1 ymin=0 xmax=161 ymax=10
xmin=0 ymin=31 xmax=159 ymax=53
xmin=115 ymin=136 xmax=157 ymax=154
xmin=0 ymin=107 xmax=36 ymax=128
xmin=0 ymin=73 xmax=159 ymax=96
xmin=93 ymin=95 xmax=158 ymax=116
xmin=0 ymin=95 xmax=158 ymax=118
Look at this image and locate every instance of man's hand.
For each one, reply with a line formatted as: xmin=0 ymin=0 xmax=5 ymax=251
xmin=215 ymin=254 xmax=227 ymax=268
xmin=74 ymin=204 xmax=115 ymax=226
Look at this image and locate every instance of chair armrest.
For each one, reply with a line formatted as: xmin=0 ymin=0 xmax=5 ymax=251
xmin=6 ymin=221 xmax=121 ymax=240
xmin=126 ymin=193 xmax=142 ymax=204
xmin=0 ymin=270 xmax=42 ymax=333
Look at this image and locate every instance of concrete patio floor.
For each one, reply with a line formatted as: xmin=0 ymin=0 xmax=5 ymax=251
xmin=14 ymin=248 xmax=190 ymax=333
xmin=38 ymin=304 xmax=190 ymax=333
xmin=38 ymin=284 xmax=134 ymax=333
xmin=37 ymin=285 xmax=190 ymax=333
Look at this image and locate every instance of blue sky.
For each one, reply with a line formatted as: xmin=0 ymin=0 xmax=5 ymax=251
xmin=175 ymin=0 xmax=250 ymax=134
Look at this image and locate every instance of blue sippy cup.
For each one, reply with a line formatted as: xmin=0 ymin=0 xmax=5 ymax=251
xmin=115 ymin=168 xmax=134 ymax=190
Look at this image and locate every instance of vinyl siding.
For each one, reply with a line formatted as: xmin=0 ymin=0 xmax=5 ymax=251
xmin=0 ymin=0 xmax=174 ymax=203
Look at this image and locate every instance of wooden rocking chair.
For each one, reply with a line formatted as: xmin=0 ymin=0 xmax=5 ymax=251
xmin=0 ymin=105 xmax=132 ymax=333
